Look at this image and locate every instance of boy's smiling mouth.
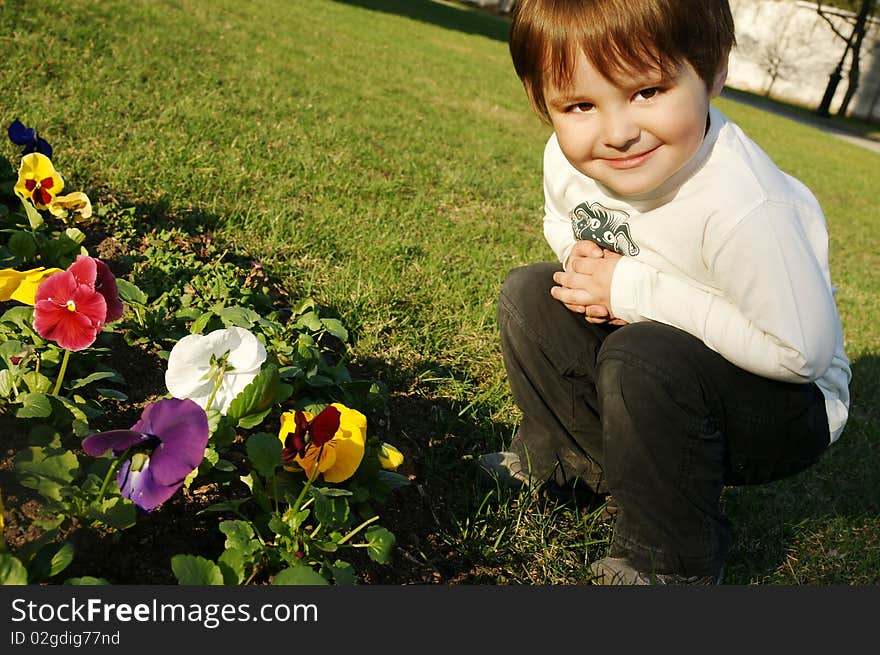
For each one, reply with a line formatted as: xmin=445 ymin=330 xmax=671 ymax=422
xmin=600 ymin=145 xmax=660 ymax=170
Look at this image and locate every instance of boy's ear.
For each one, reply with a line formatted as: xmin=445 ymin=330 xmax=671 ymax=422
xmin=709 ymin=55 xmax=729 ymax=99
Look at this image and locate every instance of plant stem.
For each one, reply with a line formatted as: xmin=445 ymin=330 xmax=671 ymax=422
xmin=52 ymin=349 xmax=71 ymax=396
xmin=204 ymin=362 xmax=227 ymax=412
xmin=96 ymin=447 xmax=131 ymax=505
xmin=337 ymin=515 xmax=379 ymax=546
xmin=290 ymin=446 xmax=323 ymax=513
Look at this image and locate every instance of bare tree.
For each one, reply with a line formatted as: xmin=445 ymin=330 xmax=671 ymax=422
xmin=815 ymin=0 xmax=878 ymax=117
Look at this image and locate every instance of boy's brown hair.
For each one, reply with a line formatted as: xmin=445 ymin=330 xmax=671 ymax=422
xmin=510 ymin=0 xmax=736 ymax=123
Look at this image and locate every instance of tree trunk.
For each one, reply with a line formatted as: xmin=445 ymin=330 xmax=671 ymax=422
xmin=837 ymin=0 xmax=875 ymax=116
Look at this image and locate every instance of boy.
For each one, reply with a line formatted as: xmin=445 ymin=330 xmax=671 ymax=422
xmin=481 ymin=0 xmax=851 ymax=584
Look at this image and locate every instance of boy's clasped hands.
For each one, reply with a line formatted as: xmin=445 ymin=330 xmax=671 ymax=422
xmin=551 ymin=240 xmax=627 ymax=325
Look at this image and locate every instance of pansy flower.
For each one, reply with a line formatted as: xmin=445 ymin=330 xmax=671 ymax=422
xmin=0 ymin=267 xmax=63 ymax=306
xmin=165 ymin=326 xmax=267 ymax=415
xmin=82 ymin=398 xmax=209 ymax=512
xmin=378 ymin=442 xmax=404 ymax=471
xmin=32 ymin=256 xmax=123 ymax=351
xmin=278 ymin=403 xmax=367 ymax=483
xmin=14 ymin=152 xmax=64 ymax=209
xmin=8 ymin=119 xmax=52 ymax=158
xmin=48 ymin=192 xmax=93 ymax=222
xmin=33 ymin=269 xmax=106 ymax=352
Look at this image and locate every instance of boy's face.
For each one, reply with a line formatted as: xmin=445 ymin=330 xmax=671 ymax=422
xmin=544 ymin=50 xmax=722 ymax=197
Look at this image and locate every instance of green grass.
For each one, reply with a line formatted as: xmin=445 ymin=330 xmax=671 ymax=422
xmin=2 ymin=0 xmax=878 ymax=584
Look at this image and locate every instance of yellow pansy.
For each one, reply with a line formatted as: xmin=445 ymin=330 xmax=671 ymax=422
xmin=14 ymin=152 xmax=64 ymax=210
xmin=378 ymin=442 xmax=404 ymax=470
xmin=0 ymin=267 xmax=63 ymax=306
xmin=48 ymin=192 xmax=92 ymax=222
xmin=278 ymin=403 xmax=367 ymax=483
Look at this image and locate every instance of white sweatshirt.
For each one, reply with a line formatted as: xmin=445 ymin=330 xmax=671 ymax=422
xmin=543 ymin=105 xmax=850 ymax=443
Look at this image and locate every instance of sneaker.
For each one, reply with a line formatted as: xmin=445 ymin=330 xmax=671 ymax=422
xmin=588 ymin=556 xmax=723 ymax=586
xmin=477 ymin=451 xmax=533 ymax=490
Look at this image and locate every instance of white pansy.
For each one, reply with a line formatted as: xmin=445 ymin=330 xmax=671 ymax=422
xmin=165 ymin=326 xmax=267 ymax=415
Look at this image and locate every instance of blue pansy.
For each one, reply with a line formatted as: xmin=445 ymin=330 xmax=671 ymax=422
xmin=8 ymin=119 xmax=53 ymax=159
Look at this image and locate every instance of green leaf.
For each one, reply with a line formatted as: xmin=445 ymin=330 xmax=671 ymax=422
xmin=30 ymin=541 xmax=75 ymax=581
xmin=64 ymin=227 xmax=86 ymax=244
xmin=87 ymin=496 xmax=137 ymax=530
xmin=0 ymin=552 xmax=29 ymax=585
xmin=96 ymin=387 xmax=128 ymax=401
xmin=69 ymin=371 xmax=117 ymax=390
xmin=8 ymin=230 xmax=38 ymax=260
xmin=0 ymin=369 xmax=14 ymax=398
xmin=171 ymin=554 xmax=225 ymax=585
xmin=271 ymin=564 xmax=329 ymax=585
xmin=376 ymin=470 xmax=411 ymax=491
xmin=219 ymin=520 xmax=260 ymax=556
xmin=328 ymin=559 xmax=357 ymax=586
xmin=16 ymin=391 xmax=52 ymax=418
xmin=22 ymin=371 xmax=53 ymax=394
xmin=1 ymin=306 xmax=36 ymax=331
xmin=313 ymin=493 xmax=351 ymax=528
xmin=22 ymin=197 xmax=44 ymax=227
xmin=64 ymin=576 xmax=110 ymax=585
xmin=365 ymin=526 xmax=395 ymax=564
xmin=236 ymin=408 xmax=272 ymax=430
xmin=14 ymin=446 xmax=80 ymax=501
xmin=198 ymin=498 xmax=250 ymax=516
xmin=294 ymin=311 xmax=323 ymax=332
xmin=217 ymin=548 xmax=247 ymax=585
xmin=246 ymin=432 xmax=282 ymax=479
xmin=226 ymin=363 xmax=292 ymax=425
xmin=217 ymin=305 xmax=260 ymax=328
xmin=190 ymin=310 xmax=215 ymax=334
xmin=320 ymin=318 xmax=349 ymax=342
xmin=0 ymin=339 xmax=24 ymax=366
xmin=115 ymin=278 xmax=148 ymax=304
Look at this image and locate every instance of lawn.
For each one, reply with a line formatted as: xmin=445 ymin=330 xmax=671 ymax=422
xmin=1 ymin=0 xmax=878 ymax=584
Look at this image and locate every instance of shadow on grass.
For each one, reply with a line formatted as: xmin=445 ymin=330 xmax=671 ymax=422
xmin=331 ymin=0 xmax=510 ymax=42
xmin=722 ymin=353 xmax=880 ymax=584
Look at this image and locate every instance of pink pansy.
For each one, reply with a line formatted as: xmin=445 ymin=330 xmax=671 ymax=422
xmin=32 ymin=255 xmax=124 ymax=352
xmin=64 ymin=255 xmax=124 ymax=323
xmin=33 ymin=267 xmax=107 ymax=351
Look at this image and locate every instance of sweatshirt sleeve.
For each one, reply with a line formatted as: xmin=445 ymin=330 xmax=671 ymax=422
xmin=541 ymin=136 xmax=577 ymax=269
xmin=610 ymin=202 xmax=837 ymax=382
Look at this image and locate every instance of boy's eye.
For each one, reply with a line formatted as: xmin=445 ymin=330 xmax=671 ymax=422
xmin=568 ymin=102 xmax=594 ymax=113
xmin=635 ymin=87 xmax=661 ymax=100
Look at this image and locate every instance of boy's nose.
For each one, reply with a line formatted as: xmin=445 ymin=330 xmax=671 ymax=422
xmin=601 ymin=112 xmax=640 ymax=150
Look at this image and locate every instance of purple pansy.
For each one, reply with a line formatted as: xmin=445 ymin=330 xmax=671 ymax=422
xmin=82 ymin=398 xmax=209 ymax=512
xmin=8 ymin=119 xmax=53 ymax=159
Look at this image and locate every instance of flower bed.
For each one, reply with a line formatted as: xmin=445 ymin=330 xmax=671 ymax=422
xmin=0 ymin=121 xmax=410 ymax=585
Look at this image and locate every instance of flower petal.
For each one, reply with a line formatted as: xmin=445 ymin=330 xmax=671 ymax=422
xmin=67 ymin=255 xmax=97 ymax=288
xmin=8 ymin=119 xmax=34 ymax=146
xmin=33 ymin=297 xmax=100 ymax=351
xmin=13 ymin=153 xmax=63 ymax=208
xmin=378 ymin=442 xmax=404 ymax=470
xmin=93 ymin=259 xmax=123 ymax=322
xmin=0 ymin=269 xmax=25 ymax=301
xmin=9 ymin=268 xmax=63 ymax=305
xmin=82 ymin=430 xmax=149 ymax=457
xmin=320 ymin=436 xmax=365 ymax=483
xmin=136 ymin=399 xmax=209 ymax=487
xmin=224 ymin=326 xmax=267 ymax=372
xmin=117 ymin=458 xmax=181 ymax=512
xmin=164 ymin=333 xmax=216 ymax=401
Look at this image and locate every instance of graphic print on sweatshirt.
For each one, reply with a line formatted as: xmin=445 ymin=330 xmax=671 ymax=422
xmin=570 ymin=201 xmax=640 ymax=256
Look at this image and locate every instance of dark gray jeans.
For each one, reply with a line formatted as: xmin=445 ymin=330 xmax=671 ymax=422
xmin=498 ymin=263 xmax=830 ymax=577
